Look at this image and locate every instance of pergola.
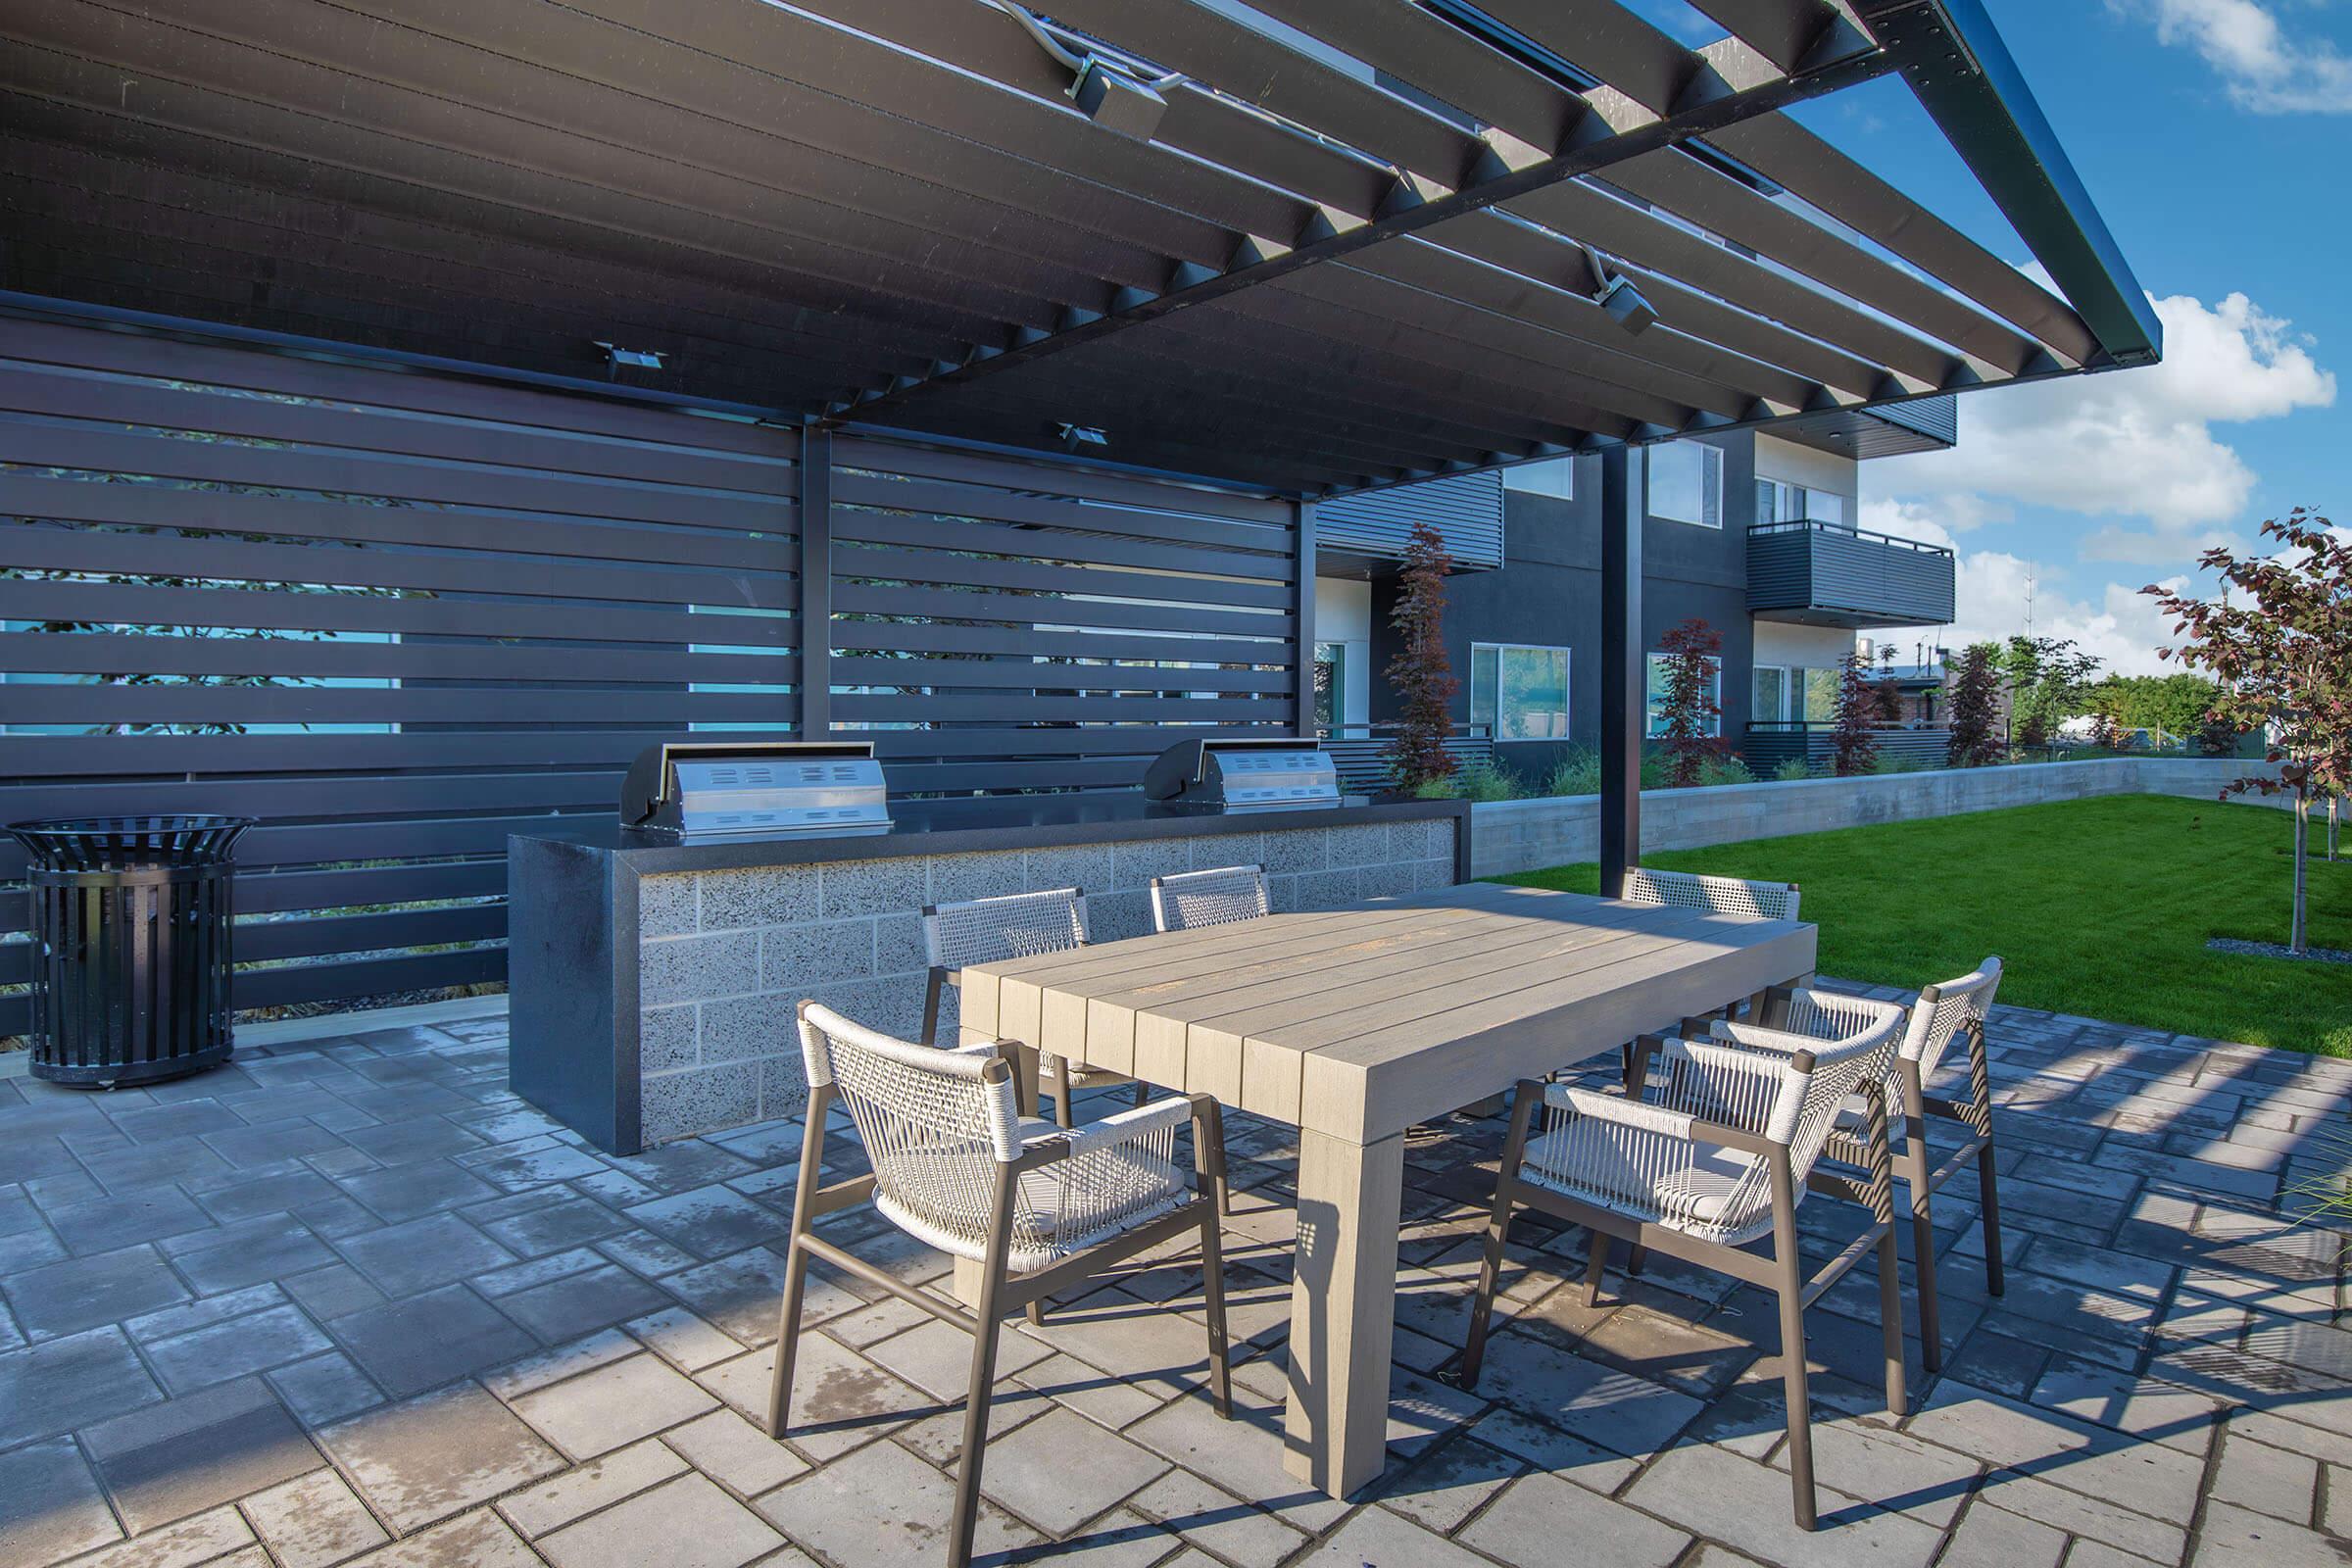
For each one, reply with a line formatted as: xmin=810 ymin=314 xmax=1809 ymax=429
xmin=0 ymin=0 xmax=2157 ymax=889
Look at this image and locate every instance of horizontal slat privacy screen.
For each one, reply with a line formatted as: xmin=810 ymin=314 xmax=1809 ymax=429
xmin=0 ymin=319 xmax=1300 ymax=1028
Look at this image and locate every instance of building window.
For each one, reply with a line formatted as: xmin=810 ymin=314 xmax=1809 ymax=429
xmin=1800 ymin=666 xmax=1840 ymax=722
xmin=1312 ymin=641 xmax=1347 ymax=736
xmin=1645 ymin=653 xmax=1723 ymax=737
xmin=1755 ymin=477 xmax=1848 ymax=528
xmin=1503 ymin=458 xmax=1573 ymax=499
xmin=1648 ymin=441 xmax=1723 ymax=527
xmin=1752 ymin=664 xmax=1788 ymax=724
xmin=1470 ymin=642 xmax=1571 ymax=741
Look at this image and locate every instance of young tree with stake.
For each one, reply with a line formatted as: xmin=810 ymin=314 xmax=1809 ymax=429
xmin=2143 ymin=508 xmax=2352 ymax=955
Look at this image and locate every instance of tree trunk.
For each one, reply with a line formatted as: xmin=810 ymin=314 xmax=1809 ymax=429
xmin=2291 ymin=792 xmax=2310 ymax=956
xmin=2329 ymin=796 xmax=2340 ymax=861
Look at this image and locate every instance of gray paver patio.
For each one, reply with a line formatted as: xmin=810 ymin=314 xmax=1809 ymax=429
xmin=0 ymin=987 xmax=2345 ymax=1567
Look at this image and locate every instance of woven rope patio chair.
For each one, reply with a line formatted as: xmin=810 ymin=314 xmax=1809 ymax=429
xmin=1689 ymin=960 xmax=2007 ymax=1373
xmin=1621 ymin=866 xmax=1801 ymax=924
xmin=1461 ymin=992 xmax=1908 ymax=1531
xmin=1150 ymin=863 xmax=1270 ymax=934
xmin=768 ymin=1002 xmax=1232 ymax=1568
xmin=920 ymin=886 xmax=1141 ymax=1127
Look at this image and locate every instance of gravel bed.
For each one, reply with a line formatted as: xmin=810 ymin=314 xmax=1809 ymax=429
xmin=2207 ymin=936 xmax=2352 ymax=965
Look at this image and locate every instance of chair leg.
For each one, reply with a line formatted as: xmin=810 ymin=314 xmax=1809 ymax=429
xmin=1024 ymin=1299 xmax=1045 ymax=1328
xmin=948 ymin=1190 xmax=1018 ymax=1568
xmin=1621 ymin=1050 xmax=1649 ymax=1279
xmin=1132 ymin=1079 xmax=1151 ymax=1109
xmin=763 ymin=1235 xmax=813 ymax=1437
xmin=1906 ymin=1136 xmax=1942 ymax=1373
xmin=1051 ymin=1062 xmax=1074 ymax=1130
xmin=1581 ymin=1228 xmax=1610 ymax=1307
xmin=1198 ymin=1203 xmax=1233 ymax=1419
xmin=1877 ymin=1226 xmax=1907 ymax=1417
xmin=921 ymin=970 xmax=944 ymax=1049
xmin=1976 ymin=1139 xmax=2006 ymax=1298
xmin=1777 ymin=1271 xmax=1817 ymax=1532
xmin=1461 ymin=1084 xmax=1536 ymax=1391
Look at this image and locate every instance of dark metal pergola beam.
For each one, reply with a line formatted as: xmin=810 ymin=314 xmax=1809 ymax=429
xmin=1854 ymin=0 xmax=2163 ymax=368
xmin=824 ymin=13 xmax=1896 ymax=422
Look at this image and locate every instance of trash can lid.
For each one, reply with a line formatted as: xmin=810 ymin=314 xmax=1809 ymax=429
xmin=7 ymin=815 xmax=257 ymax=869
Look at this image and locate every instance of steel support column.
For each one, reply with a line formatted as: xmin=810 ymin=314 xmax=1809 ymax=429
xmin=798 ymin=424 xmax=833 ymax=738
xmin=1295 ymin=498 xmax=1318 ymax=738
xmin=1598 ymin=446 xmax=1643 ymax=897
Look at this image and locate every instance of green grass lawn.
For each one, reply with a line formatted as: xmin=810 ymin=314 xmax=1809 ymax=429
xmin=1498 ymin=795 xmax=2352 ymax=1056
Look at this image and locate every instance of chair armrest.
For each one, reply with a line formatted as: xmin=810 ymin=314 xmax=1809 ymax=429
xmin=1534 ymin=1083 xmax=1781 ymax=1166
xmin=1703 ymin=1019 xmax=1808 ymax=1057
xmin=1060 ymin=1095 xmax=1194 ymax=1157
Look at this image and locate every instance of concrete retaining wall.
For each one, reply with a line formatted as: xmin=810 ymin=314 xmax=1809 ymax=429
xmin=1470 ymin=758 xmax=2289 ymax=879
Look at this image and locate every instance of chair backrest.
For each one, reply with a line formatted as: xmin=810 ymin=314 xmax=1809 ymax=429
xmin=799 ymin=1003 xmax=1021 ymax=1250
xmin=924 ymin=887 xmax=1089 ymax=974
xmin=1150 ymin=864 xmax=1270 ymax=934
xmin=1653 ymin=993 xmax=1904 ymax=1216
xmin=1902 ymin=957 xmax=2003 ymax=1077
xmin=1621 ymin=867 xmax=1800 ymax=923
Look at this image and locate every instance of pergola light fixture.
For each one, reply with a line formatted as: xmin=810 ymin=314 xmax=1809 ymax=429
xmin=1581 ymin=244 xmax=1657 ymax=336
xmin=595 ymin=341 xmax=664 ymax=372
xmin=1055 ymin=421 xmax=1109 ymax=454
xmin=1072 ymin=59 xmax=1171 ymax=141
xmin=992 ymin=0 xmax=1181 ymax=141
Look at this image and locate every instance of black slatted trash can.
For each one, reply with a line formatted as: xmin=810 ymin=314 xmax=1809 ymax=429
xmin=7 ymin=815 xmax=254 ymax=1088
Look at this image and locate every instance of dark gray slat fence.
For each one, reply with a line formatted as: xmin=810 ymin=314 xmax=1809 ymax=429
xmin=1740 ymin=724 xmax=1956 ymax=774
xmin=0 ymin=319 xmax=801 ymax=1033
xmin=1 ymin=320 xmax=1306 ymax=1030
xmin=821 ymin=438 xmax=1303 ymax=790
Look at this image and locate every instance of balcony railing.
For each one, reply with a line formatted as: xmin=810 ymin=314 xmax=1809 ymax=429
xmin=1743 ymin=721 xmax=1952 ymax=773
xmin=1319 ymin=722 xmax=1495 ymax=793
xmin=1747 ymin=517 xmax=1957 ymax=629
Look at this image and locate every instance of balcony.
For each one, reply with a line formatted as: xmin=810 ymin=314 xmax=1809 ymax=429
xmin=1743 ymin=721 xmax=1953 ymax=773
xmin=1314 ymin=468 xmax=1504 ymax=574
xmin=1746 ymin=518 xmax=1957 ymax=629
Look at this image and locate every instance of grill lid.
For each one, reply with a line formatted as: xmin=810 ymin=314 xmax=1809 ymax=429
xmin=621 ymin=741 xmax=890 ymax=839
xmin=1143 ymin=738 xmax=1341 ymax=811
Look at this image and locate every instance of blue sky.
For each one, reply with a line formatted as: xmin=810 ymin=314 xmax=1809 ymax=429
xmin=1725 ymin=1 xmax=2349 ymax=672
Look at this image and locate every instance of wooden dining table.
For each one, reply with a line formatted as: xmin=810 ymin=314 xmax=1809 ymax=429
xmin=957 ymin=877 xmax=1818 ymax=1499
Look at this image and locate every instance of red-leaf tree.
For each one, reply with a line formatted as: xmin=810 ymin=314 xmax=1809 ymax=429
xmin=1831 ymin=653 xmax=1884 ymax=776
xmin=1944 ymin=642 xmax=2006 ymax=768
xmin=1383 ymin=519 xmax=1460 ymax=793
xmin=2142 ymin=508 xmax=2352 ymax=955
xmin=1653 ymin=617 xmax=1726 ymax=788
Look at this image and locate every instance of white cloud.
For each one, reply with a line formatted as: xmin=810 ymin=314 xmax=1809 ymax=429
xmin=1870 ymin=286 xmax=2333 ymax=557
xmin=1859 ymin=499 xmax=2185 ymax=676
xmin=2120 ymin=0 xmax=2352 ymax=113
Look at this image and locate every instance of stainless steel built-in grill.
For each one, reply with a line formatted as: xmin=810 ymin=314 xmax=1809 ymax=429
xmin=621 ymin=741 xmax=891 ymax=839
xmin=1144 ymin=738 xmax=1342 ymax=811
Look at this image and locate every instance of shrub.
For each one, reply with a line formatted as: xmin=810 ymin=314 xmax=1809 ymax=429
xmin=1774 ymin=757 xmax=1813 ymax=783
xmin=1450 ymin=760 xmax=1525 ymax=802
xmin=1945 ymin=643 xmax=2005 ymax=767
xmin=1545 ymin=750 xmax=1600 ymax=797
xmin=1383 ymin=520 xmax=1459 ymax=793
xmin=1653 ymin=617 xmax=1729 ymax=789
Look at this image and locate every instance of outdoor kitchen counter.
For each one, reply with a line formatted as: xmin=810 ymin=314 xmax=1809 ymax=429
xmin=506 ymin=795 xmax=1470 ymax=1152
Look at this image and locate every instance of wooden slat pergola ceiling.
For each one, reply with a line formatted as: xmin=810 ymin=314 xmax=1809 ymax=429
xmin=0 ymin=0 xmax=2160 ymax=496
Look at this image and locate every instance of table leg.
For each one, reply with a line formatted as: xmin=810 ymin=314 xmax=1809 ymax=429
xmin=1282 ymin=1128 xmax=1404 ymax=1498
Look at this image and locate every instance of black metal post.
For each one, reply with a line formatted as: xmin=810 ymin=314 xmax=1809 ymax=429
xmin=1295 ymin=497 xmax=1317 ymax=738
xmin=1598 ymin=446 xmax=1642 ymax=897
xmin=798 ymin=424 xmax=832 ymax=738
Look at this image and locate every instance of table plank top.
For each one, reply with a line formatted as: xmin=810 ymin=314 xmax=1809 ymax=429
xmin=962 ymin=882 xmax=1817 ymax=1142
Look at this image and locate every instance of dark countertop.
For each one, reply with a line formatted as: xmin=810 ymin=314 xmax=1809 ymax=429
xmin=509 ymin=791 xmax=1468 ymax=874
